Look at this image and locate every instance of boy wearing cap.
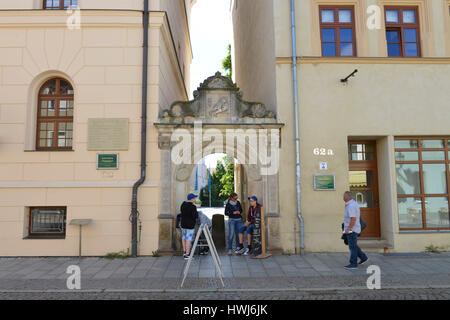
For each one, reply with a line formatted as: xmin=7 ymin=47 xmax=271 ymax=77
xmin=236 ymin=196 xmax=260 ymax=255
xmin=180 ymin=193 xmax=199 ymax=260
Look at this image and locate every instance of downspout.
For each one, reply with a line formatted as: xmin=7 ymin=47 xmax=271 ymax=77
xmin=290 ymin=0 xmax=304 ymax=255
xmin=130 ymin=0 xmax=149 ymax=258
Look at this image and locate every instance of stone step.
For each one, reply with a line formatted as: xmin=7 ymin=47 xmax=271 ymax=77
xmin=358 ymin=239 xmax=392 ymax=250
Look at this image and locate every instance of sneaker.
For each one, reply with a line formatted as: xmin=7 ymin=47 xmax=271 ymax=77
xmin=236 ymin=247 xmax=246 ymax=255
xmin=358 ymin=258 xmax=369 ymax=265
xmin=227 ymin=249 xmax=233 ymax=256
xmin=243 ymin=248 xmax=250 ymax=255
xmin=234 ymin=246 xmax=243 ymax=254
xmin=344 ymin=264 xmax=357 ymax=270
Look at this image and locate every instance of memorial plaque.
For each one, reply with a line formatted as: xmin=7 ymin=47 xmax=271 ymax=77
xmin=88 ymin=118 xmax=129 ymax=151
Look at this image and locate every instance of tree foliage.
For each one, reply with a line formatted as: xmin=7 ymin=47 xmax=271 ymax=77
xmin=199 ymin=156 xmax=234 ymax=207
xmin=222 ymin=44 xmax=232 ymax=80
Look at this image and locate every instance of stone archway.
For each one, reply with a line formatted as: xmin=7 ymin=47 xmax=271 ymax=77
xmin=155 ymin=72 xmax=283 ymax=254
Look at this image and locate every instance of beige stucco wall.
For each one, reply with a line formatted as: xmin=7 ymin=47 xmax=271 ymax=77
xmin=277 ymin=59 xmax=450 ymax=253
xmin=273 ymin=0 xmax=450 ymax=59
xmin=0 ymin=8 xmax=189 ymax=256
xmin=232 ymin=0 xmax=277 ymax=112
xmin=160 ymin=0 xmax=192 ymax=96
xmin=0 ymin=0 xmax=158 ymax=10
xmin=235 ymin=0 xmax=450 ymax=253
xmin=445 ymin=0 xmax=450 ymax=56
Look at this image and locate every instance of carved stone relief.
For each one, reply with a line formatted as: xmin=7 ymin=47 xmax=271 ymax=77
xmin=158 ymin=72 xmax=277 ymax=124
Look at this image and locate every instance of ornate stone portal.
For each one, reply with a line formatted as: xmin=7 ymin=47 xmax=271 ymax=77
xmin=155 ymin=72 xmax=284 ymax=254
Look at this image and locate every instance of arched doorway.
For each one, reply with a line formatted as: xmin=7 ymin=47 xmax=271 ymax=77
xmin=175 ymin=153 xmax=248 ymax=252
xmin=155 ymin=72 xmax=283 ymax=254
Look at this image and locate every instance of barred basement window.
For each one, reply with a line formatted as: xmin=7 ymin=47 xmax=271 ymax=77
xmin=29 ymin=207 xmax=67 ymax=237
xmin=43 ymin=0 xmax=78 ymax=10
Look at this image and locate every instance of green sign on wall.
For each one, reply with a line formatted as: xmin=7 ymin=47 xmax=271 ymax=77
xmin=314 ymin=174 xmax=335 ymax=191
xmin=97 ymin=153 xmax=119 ymax=170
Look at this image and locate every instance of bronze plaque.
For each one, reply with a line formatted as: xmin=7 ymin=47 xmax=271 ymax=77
xmin=88 ymin=118 xmax=129 ymax=150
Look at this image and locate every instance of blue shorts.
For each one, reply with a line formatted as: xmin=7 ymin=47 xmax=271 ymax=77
xmin=181 ymin=228 xmax=195 ymax=242
xmin=239 ymin=224 xmax=254 ymax=235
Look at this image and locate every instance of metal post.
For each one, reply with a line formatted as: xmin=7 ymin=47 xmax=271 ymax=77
xmin=78 ymin=225 xmax=82 ymax=258
xmin=290 ymin=0 xmax=305 ymax=255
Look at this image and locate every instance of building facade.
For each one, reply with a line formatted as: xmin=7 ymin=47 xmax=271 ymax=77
xmin=232 ymin=0 xmax=450 ymax=253
xmin=1 ymin=0 xmax=449 ymax=257
xmin=0 ymin=0 xmax=194 ymax=256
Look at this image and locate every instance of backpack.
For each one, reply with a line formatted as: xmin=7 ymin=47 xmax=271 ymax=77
xmin=176 ymin=213 xmax=181 ymax=229
xmin=360 ymin=217 xmax=367 ymax=231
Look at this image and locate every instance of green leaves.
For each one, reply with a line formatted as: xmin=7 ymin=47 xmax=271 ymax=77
xmin=222 ymin=44 xmax=232 ymax=80
xmin=199 ymin=156 xmax=235 ymax=207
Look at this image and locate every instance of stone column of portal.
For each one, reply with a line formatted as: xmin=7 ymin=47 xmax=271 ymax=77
xmin=158 ymin=135 xmax=176 ymax=253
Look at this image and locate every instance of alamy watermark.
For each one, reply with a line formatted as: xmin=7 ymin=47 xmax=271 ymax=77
xmin=367 ymin=5 xmax=382 ymax=30
xmin=66 ymin=265 xmax=81 ymax=290
xmin=366 ymin=265 xmax=381 ymax=290
xmin=66 ymin=5 xmax=81 ymax=30
xmin=170 ymin=121 xmax=280 ymax=175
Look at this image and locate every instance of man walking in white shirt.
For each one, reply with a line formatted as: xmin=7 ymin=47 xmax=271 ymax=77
xmin=343 ymin=191 xmax=368 ymax=269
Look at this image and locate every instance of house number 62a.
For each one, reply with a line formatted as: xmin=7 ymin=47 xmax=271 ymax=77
xmin=313 ymin=148 xmax=334 ymax=156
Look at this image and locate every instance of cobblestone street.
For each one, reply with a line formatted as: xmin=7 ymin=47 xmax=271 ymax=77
xmin=0 ymin=288 xmax=449 ymax=300
xmin=0 ymin=252 xmax=449 ymax=300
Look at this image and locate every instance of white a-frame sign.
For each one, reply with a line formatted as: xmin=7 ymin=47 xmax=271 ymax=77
xmin=180 ymin=224 xmax=224 ymax=288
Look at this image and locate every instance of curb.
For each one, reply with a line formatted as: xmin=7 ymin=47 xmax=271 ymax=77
xmin=1 ymin=285 xmax=449 ymax=294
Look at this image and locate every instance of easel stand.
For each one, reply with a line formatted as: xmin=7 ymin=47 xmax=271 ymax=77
xmin=181 ymin=224 xmax=224 ymax=288
xmin=251 ymin=206 xmax=272 ymax=259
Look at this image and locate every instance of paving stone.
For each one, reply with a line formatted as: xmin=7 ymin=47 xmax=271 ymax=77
xmin=0 ymin=253 xmax=448 ymax=295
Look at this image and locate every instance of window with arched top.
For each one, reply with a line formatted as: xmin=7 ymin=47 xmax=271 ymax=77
xmin=36 ymin=78 xmax=74 ymax=150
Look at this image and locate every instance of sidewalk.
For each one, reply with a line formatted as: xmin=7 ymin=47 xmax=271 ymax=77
xmin=0 ymin=252 xmax=449 ymax=292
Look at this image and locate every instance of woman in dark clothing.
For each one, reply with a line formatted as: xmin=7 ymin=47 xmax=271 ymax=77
xmin=224 ymin=192 xmax=243 ymax=255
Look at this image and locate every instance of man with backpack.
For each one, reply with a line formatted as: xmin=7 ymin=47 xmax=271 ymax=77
xmin=180 ymin=193 xmax=199 ymax=260
xmin=343 ymin=191 xmax=368 ymax=269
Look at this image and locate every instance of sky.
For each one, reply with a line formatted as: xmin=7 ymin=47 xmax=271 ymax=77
xmin=189 ymin=0 xmax=233 ymax=99
xmin=189 ymin=0 xmax=233 ymax=169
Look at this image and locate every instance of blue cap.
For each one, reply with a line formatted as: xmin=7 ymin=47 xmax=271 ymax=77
xmin=187 ymin=193 xmax=198 ymax=200
xmin=248 ymin=196 xmax=258 ymax=202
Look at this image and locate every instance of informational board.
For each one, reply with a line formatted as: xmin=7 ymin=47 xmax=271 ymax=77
xmin=251 ymin=206 xmax=271 ymax=259
xmin=97 ymin=153 xmax=119 ymax=170
xmin=87 ymin=118 xmax=129 ymax=151
xmin=252 ymin=207 xmax=262 ymax=256
xmin=314 ymin=174 xmax=336 ymax=190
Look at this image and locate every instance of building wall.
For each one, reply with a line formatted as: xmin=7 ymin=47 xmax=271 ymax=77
xmin=0 ymin=0 xmax=159 ymax=10
xmin=160 ymin=0 xmax=192 ymax=96
xmin=0 ymin=5 xmax=190 ymax=256
xmin=235 ymin=0 xmax=450 ymax=253
xmin=231 ymin=0 xmax=277 ymax=112
xmin=294 ymin=61 xmax=450 ymax=252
